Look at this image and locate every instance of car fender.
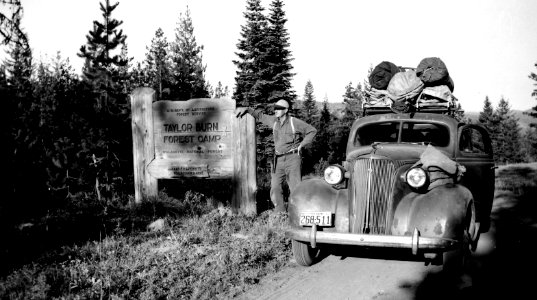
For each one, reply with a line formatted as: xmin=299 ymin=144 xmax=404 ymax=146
xmin=288 ymin=178 xmax=349 ymax=232
xmin=391 ymin=184 xmax=473 ymax=240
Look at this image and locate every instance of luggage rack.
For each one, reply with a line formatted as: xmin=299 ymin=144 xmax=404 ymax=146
xmin=362 ymin=94 xmax=460 ymax=117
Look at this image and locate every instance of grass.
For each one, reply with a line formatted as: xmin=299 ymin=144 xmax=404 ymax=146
xmin=454 ymin=162 xmax=537 ymax=298
xmin=493 ymin=162 xmax=537 ymax=224
xmin=0 ymin=192 xmax=292 ymax=300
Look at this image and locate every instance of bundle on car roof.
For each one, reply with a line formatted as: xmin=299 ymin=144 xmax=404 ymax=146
xmin=364 ymin=57 xmax=458 ymax=115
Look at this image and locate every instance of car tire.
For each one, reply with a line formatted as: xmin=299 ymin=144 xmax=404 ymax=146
xmin=442 ymin=207 xmax=473 ymax=275
xmin=442 ymin=233 xmax=470 ymax=275
xmin=292 ymin=239 xmax=320 ymax=266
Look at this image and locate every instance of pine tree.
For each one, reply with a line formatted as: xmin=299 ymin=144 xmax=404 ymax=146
xmin=331 ymin=82 xmax=363 ymax=164
xmin=338 ymin=83 xmax=356 ymax=161
xmin=77 ymin=0 xmax=131 ymax=201
xmin=32 ymin=56 xmax=74 ymax=197
xmin=299 ymin=80 xmax=318 ymax=125
xmin=0 ymin=0 xmax=29 ymax=49
xmin=315 ymin=96 xmax=334 ymax=164
xmin=264 ymin=0 xmax=295 ymax=104
xmin=4 ymin=36 xmax=32 ymax=96
xmin=479 ymin=96 xmax=499 ymax=157
xmin=4 ymin=5 xmax=37 ymax=209
xmin=170 ymin=6 xmax=209 ymax=100
xmin=233 ymin=0 xmax=269 ymax=106
xmin=522 ymin=128 xmax=537 ymax=161
xmin=297 ymin=80 xmax=318 ymax=175
xmin=144 ymin=28 xmax=172 ymax=99
xmin=494 ymin=97 xmax=523 ymax=164
xmin=129 ymin=61 xmax=150 ymax=89
xmin=478 ymin=96 xmax=501 ymax=161
xmin=452 ymin=103 xmax=467 ymax=122
xmin=341 ymin=82 xmax=363 ymax=127
xmin=211 ymin=81 xmax=229 ymax=98
xmin=78 ymin=0 xmax=128 ymax=112
xmin=118 ymin=43 xmax=134 ymax=94
xmin=527 ymin=61 xmax=537 ymax=161
xmin=478 ymin=96 xmax=494 ymax=128
xmin=528 ymin=61 xmax=537 ymax=122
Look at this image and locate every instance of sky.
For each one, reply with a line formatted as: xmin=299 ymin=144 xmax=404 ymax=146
xmin=3 ymin=0 xmax=537 ymax=112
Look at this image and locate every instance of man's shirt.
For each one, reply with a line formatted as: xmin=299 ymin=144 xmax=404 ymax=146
xmin=250 ymin=109 xmax=317 ymax=154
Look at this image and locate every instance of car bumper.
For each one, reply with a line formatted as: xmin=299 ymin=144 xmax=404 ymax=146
xmin=285 ymin=225 xmax=459 ymax=255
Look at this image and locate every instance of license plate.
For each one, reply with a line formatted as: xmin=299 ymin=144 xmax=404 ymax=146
xmin=299 ymin=212 xmax=333 ymax=226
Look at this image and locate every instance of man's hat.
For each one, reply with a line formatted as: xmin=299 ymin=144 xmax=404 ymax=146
xmin=273 ymin=99 xmax=289 ymax=110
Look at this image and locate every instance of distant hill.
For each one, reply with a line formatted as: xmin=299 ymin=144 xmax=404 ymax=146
xmin=465 ymin=109 xmax=535 ymax=131
xmin=292 ymin=100 xmax=345 ymax=117
xmin=294 ymin=100 xmax=535 ymax=131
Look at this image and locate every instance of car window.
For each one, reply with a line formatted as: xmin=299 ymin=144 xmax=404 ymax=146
xmin=460 ymin=127 xmax=490 ymax=155
xmin=355 ymin=121 xmax=449 ymax=146
xmin=400 ymin=122 xmax=450 ymax=146
xmin=355 ymin=122 xmax=400 ymax=146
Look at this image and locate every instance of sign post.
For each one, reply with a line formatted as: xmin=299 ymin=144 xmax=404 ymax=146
xmin=131 ymin=88 xmax=158 ymax=201
xmin=130 ymin=87 xmax=257 ymax=214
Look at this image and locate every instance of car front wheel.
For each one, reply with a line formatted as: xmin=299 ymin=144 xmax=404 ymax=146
xmin=442 ymin=230 xmax=470 ymax=275
xmin=442 ymin=206 xmax=474 ymax=275
xmin=292 ymin=239 xmax=320 ymax=266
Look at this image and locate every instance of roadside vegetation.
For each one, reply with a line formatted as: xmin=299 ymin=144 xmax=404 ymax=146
xmin=0 ymin=191 xmax=292 ymax=299
xmin=459 ymin=162 xmax=537 ymax=298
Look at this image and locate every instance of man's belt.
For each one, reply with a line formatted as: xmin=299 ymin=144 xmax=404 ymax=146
xmin=275 ymin=148 xmax=299 ymax=157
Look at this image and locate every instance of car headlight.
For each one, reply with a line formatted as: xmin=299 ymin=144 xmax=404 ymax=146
xmin=406 ymin=167 xmax=429 ymax=190
xmin=324 ymin=165 xmax=344 ymax=185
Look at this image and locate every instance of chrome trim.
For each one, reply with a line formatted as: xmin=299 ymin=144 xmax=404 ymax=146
xmin=286 ymin=228 xmax=458 ymax=254
xmin=351 ymin=158 xmax=405 ymax=234
xmin=310 ymin=224 xmax=317 ymax=249
xmin=412 ymin=228 xmax=419 ymax=255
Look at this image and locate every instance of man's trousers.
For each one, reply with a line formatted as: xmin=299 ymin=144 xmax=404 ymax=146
xmin=270 ymin=153 xmax=301 ymax=212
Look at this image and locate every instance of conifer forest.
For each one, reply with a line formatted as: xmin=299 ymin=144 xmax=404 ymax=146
xmin=2 ymin=0 xmax=537 ymax=223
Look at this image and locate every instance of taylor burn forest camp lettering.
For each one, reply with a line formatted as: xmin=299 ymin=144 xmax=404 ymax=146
xmin=154 ymin=100 xmax=232 ymax=158
xmin=149 ymin=99 xmax=234 ymax=178
xmin=162 ymin=122 xmax=222 ymax=144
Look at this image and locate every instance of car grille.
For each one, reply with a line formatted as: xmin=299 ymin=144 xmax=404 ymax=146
xmin=350 ymin=157 xmax=405 ymax=235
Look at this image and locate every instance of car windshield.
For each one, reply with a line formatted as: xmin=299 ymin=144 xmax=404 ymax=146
xmin=355 ymin=121 xmax=450 ymax=147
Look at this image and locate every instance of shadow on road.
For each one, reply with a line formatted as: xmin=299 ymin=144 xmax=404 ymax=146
xmin=412 ymin=164 xmax=537 ymax=299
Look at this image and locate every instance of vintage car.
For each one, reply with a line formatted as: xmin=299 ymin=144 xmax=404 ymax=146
xmin=286 ymin=110 xmax=495 ymax=273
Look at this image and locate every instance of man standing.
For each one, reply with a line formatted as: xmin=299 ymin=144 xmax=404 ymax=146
xmin=236 ymin=99 xmax=317 ymax=212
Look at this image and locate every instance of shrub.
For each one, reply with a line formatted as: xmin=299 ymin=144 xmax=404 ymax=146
xmin=0 ymin=202 xmax=292 ymax=299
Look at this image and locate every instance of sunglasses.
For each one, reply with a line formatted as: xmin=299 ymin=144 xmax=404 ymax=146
xmin=274 ymin=106 xmax=287 ymax=110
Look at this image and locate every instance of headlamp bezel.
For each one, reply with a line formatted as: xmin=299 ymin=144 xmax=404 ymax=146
xmin=324 ymin=165 xmax=345 ymax=185
xmin=405 ymin=167 xmax=430 ymax=191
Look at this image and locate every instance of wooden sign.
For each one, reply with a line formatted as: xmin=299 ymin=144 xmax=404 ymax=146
xmin=131 ymin=87 xmax=257 ymax=214
xmin=149 ymin=99 xmax=234 ymax=179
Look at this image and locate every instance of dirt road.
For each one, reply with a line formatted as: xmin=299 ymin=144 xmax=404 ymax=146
xmin=239 ymin=163 xmax=537 ymax=300
xmin=239 ymin=237 xmax=487 ymax=300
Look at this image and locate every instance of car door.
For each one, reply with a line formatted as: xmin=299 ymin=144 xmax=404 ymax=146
xmin=456 ymin=124 xmax=495 ymax=232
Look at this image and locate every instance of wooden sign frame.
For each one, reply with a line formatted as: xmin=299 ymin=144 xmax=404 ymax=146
xmin=130 ymin=87 xmax=257 ymax=214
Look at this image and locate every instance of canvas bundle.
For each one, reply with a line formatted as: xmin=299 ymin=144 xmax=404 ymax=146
xmin=368 ymin=61 xmax=401 ymax=90
xmin=364 ymin=57 xmax=458 ymax=112
xmin=416 ymin=57 xmax=455 ymax=92
xmin=414 ymin=145 xmax=466 ymax=190
xmin=386 ymin=70 xmax=424 ymax=102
